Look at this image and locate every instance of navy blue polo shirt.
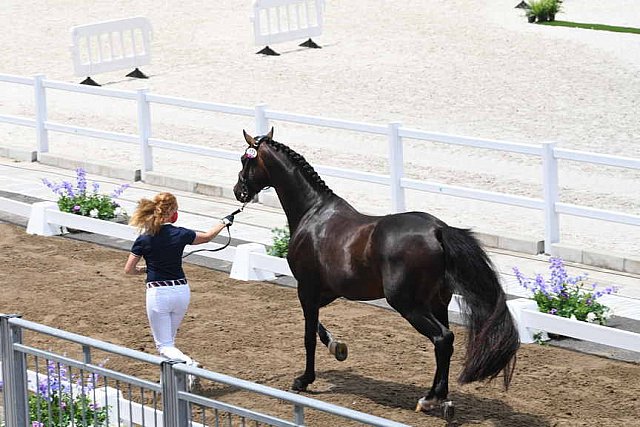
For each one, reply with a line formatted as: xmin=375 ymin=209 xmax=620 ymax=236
xmin=131 ymin=224 xmax=196 ymax=282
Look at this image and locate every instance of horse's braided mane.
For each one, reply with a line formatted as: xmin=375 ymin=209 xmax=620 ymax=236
xmin=265 ymin=139 xmax=333 ymax=195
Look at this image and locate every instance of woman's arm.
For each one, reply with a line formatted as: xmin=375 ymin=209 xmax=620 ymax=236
xmin=124 ymin=253 xmax=146 ymax=275
xmin=192 ymin=220 xmax=227 ymax=245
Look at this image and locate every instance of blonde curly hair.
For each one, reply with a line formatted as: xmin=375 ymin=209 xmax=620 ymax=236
xmin=129 ymin=192 xmax=178 ymax=235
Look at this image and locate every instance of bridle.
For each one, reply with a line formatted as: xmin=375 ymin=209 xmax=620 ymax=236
xmin=183 ymin=135 xmax=271 ymax=259
xmin=237 ymin=135 xmax=272 ymax=200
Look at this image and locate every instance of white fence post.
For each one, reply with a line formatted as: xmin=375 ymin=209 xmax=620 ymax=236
xmin=255 ymin=103 xmax=269 ymax=135
xmin=137 ymin=88 xmax=153 ymax=173
xmin=33 ymin=74 xmax=49 ymax=153
xmin=230 ymin=243 xmax=277 ymax=281
xmin=542 ymin=141 xmax=559 ymax=253
xmin=26 ymin=201 xmax=63 ymax=236
xmin=388 ymin=122 xmax=405 ymax=213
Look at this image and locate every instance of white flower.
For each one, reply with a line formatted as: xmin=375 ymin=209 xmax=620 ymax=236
xmin=89 ymin=208 xmax=99 ymax=218
xmin=114 ymin=207 xmax=123 ymax=216
xmin=586 ymin=312 xmax=597 ymax=323
xmin=570 ymin=314 xmax=577 ymax=321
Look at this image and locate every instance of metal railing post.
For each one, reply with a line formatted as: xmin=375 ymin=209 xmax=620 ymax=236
xmin=293 ymin=404 xmax=305 ymax=425
xmin=161 ymin=360 xmax=189 ymax=427
xmin=137 ymin=88 xmax=153 ymax=173
xmin=542 ymin=141 xmax=560 ymax=253
xmin=255 ymin=103 xmax=269 ymax=136
xmin=33 ymin=74 xmax=49 ymax=153
xmin=387 ymin=122 xmax=405 ymax=213
xmin=1 ymin=314 xmax=28 ymax=427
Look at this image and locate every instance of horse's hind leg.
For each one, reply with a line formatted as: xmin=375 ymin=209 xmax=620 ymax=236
xmin=389 ymin=297 xmax=454 ymax=411
xmin=318 ymin=322 xmax=348 ymax=361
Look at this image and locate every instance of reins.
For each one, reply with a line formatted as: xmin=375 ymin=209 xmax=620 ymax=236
xmin=182 ymin=204 xmax=246 ymax=259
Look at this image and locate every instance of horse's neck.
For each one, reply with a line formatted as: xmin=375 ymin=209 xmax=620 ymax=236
xmin=275 ymin=185 xmax=327 ymax=231
xmin=270 ymin=170 xmax=328 ymax=232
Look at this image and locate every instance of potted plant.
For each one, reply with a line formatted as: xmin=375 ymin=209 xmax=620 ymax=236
xmin=513 ymin=257 xmax=618 ymax=326
xmin=29 ymin=360 xmax=109 ymax=426
xmin=267 ymin=225 xmax=290 ymax=258
xmin=546 ymin=0 xmax=562 ymax=21
xmin=42 ymin=168 xmax=130 ymax=225
xmin=525 ymin=0 xmax=561 ymax=23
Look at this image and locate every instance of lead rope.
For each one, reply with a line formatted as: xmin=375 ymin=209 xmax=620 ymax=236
xmin=182 ymin=203 xmax=247 ymax=259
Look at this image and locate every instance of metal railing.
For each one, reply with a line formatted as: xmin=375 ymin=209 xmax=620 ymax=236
xmin=0 ymin=73 xmax=638 ymax=253
xmin=0 ymin=314 xmax=409 ymax=427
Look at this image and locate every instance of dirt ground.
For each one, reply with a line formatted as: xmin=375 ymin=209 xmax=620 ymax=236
xmin=1 ymin=222 xmax=639 ymax=426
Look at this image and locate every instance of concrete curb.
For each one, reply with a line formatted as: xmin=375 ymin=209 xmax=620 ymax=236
xmin=3 ymin=152 xmax=639 ymax=275
xmin=37 ymin=153 xmax=141 ymax=182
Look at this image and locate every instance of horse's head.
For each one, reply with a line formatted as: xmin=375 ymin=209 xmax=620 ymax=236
xmin=233 ymin=127 xmax=274 ymax=203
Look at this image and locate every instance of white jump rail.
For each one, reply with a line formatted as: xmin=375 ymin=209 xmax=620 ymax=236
xmin=0 ymin=73 xmax=638 ymax=256
xmin=70 ymin=16 xmax=152 ymax=84
xmin=251 ymin=0 xmax=324 ymax=54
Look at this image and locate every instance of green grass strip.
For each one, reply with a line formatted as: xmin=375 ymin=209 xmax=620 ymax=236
xmin=539 ymin=21 xmax=640 ymax=34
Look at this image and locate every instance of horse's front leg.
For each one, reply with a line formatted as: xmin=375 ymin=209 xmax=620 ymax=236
xmin=292 ymin=303 xmax=319 ymax=391
xmin=318 ymin=322 xmax=348 ymax=361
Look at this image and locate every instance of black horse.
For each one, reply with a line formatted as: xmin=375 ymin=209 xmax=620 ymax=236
xmin=233 ymin=128 xmax=519 ymax=417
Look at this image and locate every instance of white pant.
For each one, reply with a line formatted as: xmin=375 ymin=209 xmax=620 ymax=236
xmin=146 ymin=284 xmax=193 ymax=364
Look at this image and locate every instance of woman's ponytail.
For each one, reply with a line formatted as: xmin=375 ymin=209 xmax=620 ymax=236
xmin=129 ymin=192 xmax=178 ymax=235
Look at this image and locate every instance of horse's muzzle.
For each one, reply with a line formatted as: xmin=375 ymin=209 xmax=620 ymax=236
xmin=233 ymin=181 xmax=254 ymax=203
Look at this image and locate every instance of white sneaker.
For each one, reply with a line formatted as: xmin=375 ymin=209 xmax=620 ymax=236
xmin=187 ymin=359 xmax=201 ymax=392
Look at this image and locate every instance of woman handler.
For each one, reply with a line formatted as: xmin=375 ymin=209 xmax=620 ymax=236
xmin=124 ymin=192 xmax=234 ymax=368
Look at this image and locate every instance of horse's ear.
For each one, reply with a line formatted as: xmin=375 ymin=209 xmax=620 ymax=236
xmin=266 ymin=126 xmax=274 ymax=140
xmin=243 ymin=129 xmax=255 ymax=146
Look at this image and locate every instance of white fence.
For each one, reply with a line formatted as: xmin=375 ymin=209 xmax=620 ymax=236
xmin=1 ymin=195 xmax=638 ymax=356
xmin=251 ymin=0 xmax=324 ymax=53
xmin=0 ymin=73 xmax=639 ymax=255
xmin=70 ymin=16 xmax=152 ymax=84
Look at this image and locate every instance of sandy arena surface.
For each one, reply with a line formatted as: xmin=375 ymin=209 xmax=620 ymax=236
xmin=1 ymin=223 xmax=639 ymax=426
xmin=0 ymin=1 xmax=639 ymax=255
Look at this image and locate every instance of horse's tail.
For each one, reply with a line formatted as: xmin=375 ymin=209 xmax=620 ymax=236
xmin=438 ymin=225 xmax=519 ymax=389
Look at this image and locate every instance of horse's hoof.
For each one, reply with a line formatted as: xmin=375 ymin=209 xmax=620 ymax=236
xmin=329 ymin=340 xmax=348 ymax=361
xmin=416 ymin=398 xmax=455 ymax=420
xmin=415 ymin=397 xmax=441 ymax=412
xmin=291 ymin=378 xmax=308 ymax=392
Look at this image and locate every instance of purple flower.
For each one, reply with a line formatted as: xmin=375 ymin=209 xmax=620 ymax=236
xmin=549 ymin=308 xmax=558 ymax=315
xmin=62 ymin=181 xmax=75 ymax=197
xmin=111 ymin=183 xmax=130 ymax=198
xmin=92 ymin=182 xmax=100 ymax=193
xmin=73 ymin=205 xmax=81 ymax=212
xmin=76 ymin=168 xmax=87 ymax=195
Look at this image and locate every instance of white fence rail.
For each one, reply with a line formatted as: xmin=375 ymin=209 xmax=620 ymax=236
xmin=1 ymin=196 xmax=638 ymax=356
xmin=0 ymin=73 xmax=639 ymax=254
xmin=70 ymin=16 xmax=152 ymax=81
